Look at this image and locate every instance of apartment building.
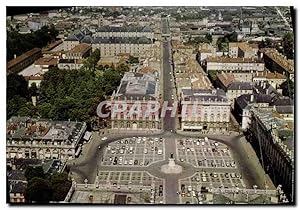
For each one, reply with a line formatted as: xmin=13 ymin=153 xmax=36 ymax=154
xmin=253 ymin=71 xmax=287 ymax=89
xmin=258 ymin=48 xmax=294 ymax=81
xmin=228 ymin=42 xmax=258 ymax=58
xmin=204 ymin=57 xmax=265 ymax=73
xmin=6 ymin=117 xmax=87 ymax=161
xmin=110 ymin=72 xmax=161 ymax=131
xmin=64 ymin=43 xmax=92 ymax=60
xmin=85 ymin=36 xmax=153 ymax=57
xmin=248 ymin=108 xmax=294 ymax=202
xmin=180 ymin=88 xmax=231 ymax=133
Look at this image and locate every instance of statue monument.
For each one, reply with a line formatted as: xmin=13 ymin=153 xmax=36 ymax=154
xmin=161 ymin=153 xmax=182 ymax=174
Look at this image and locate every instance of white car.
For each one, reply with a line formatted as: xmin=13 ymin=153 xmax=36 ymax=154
xmin=124 ymin=160 xmax=128 ymax=165
xmin=190 ymin=148 xmax=195 ymax=152
xmin=201 ymin=142 xmax=205 ymax=146
xmin=101 ymin=137 xmax=107 ymax=141
xmin=204 ymin=137 xmax=208 ymax=142
xmin=144 ymin=149 xmax=148 ymax=154
xmin=129 ymin=160 xmax=133 ymax=165
xmin=157 ymin=150 xmax=162 ymax=155
xmin=196 ymin=142 xmax=200 ymax=146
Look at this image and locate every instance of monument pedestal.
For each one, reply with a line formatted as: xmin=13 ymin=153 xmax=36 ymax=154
xmin=161 ymin=158 xmax=182 ymax=174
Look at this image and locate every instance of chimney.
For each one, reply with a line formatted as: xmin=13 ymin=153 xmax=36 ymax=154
xmin=266 ymin=88 xmax=269 ymax=95
xmin=263 ymin=82 xmax=266 ymax=89
xmin=250 ymin=94 xmax=254 ymax=102
xmin=14 ymin=54 xmax=17 ymax=59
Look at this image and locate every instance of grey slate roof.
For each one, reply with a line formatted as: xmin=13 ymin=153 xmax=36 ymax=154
xmin=182 ymin=89 xmax=228 ymax=102
xmin=83 ymin=36 xmax=152 ymax=44
xmin=96 ymin=25 xmax=152 ymax=33
xmin=227 ymin=82 xmax=252 ymax=90
xmin=8 ymin=170 xmax=26 ymax=182
xmin=275 ymin=106 xmax=294 ymax=114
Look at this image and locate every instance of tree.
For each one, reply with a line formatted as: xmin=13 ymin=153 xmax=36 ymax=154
xmin=7 ymin=74 xmax=28 ymax=100
xmin=282 ymin=32 xmax=294 ymax=59
xmin=205 ymin=33 xmax=212 ymax=43
xmin=25 ymin=177 xmax=53 ymax=203
xmin=24 ymin=166 xmax=45 ymax=181
xmin=84 ymin=49 xmax=101 ymax=71
xmin=50 ymin=172 xmax=72 ymax=201
xmin=280 ymin=79 xmax=294 ymax=98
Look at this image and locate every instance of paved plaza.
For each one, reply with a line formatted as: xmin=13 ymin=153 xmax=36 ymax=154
xmin=176 ymin=137 xmax=237 ymax=169
xmin=102 ymin=136 xmax=165 ymax=167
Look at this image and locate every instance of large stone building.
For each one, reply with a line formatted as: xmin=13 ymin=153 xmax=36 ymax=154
xmin=110 ymin=72 xmax=161 ymax=131
xmin=82 ymin=36 xmax=153 ymax=57
xmin=258 ymin=48 xmax=294 ymax=81
xmin=95 ymin=25 xmax=154 ymax=39
xmin=64 ymin=43 xmax=92 ymax=60
xmin=247 ymin=108 xmax=294 ymax=202
xmin=228 ymin=42 xmax=258 ymax=58
xmin=180 ymin=88 xmax=231 ymax=133
xmin=6 ymin=117 xmax=87 ymax=161
xmin=204 ymin=57 xmax=265 ymax=73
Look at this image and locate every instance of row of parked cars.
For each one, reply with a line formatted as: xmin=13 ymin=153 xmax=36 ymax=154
xmin=110 ymin=156 xmax=150 ymax=166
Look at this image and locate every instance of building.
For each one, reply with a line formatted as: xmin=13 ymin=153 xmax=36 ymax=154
xmin=82 ymin=36 xmax=153 ymax=57
xmin=247 ymin=108 xmax=294 ymax=202
xmin=204 ymin=57 xmax=265 ymax=73
xmin=63 ymin=27 xmax=92 ymax=51
xmin=228 ymin=42 xmax=258 ymax=58
xmin=64 ymin=43 xmax=92 ymax=60
xmin=253 ymin=71 xmax=287 ymax=89
xmin=7 ymin=48 xmax=42 ymax=74
xmin=7 ymin=170 xmax=27 ymax=203
xmin=58 ymin=59 xmax=84 ymax=70
xmin=216 ymin=72 xmax=253 ymax=105
xmin=95 ymin=25 xmax=154 ymax=39
xmin=258 ymin=48 xmax=294 ymax=81
xmin=180 ymin=88 xmax=231 ymax=133
xmin=110 ymin=72 xmax=161 ymax=131
xmin=6 ymin=117 xmax=87 ymax=161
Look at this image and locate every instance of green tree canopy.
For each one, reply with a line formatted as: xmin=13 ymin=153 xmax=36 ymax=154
xmin=282 ymin=32 xmax=294 ymax=59
xmin=25 ymin=177 xmax=53 ymax=203
xmin=25 ymin=166 xmax=45 ymax=181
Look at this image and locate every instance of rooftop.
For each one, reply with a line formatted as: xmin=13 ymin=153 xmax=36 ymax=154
xmin=96 ymin=25 xmax=152 ymax=33
xmin=206 ymin=56 xmax=264 ymax=63
xmin=259 ymin=48 xmax=294 ymax=73
xmin=6 ymin=117 xmax=85 ymax=143
xmin=182 ymin=88 xmax=229 ymax=103
xmin=34 ymin=57 xmax=58 ymax=66
xmin=68 ymin=43 xmax=91 ymax=54
xmin=113 ymin=72 xmax=158 ymax=100
xmin=7 ymin=48 xmax=41 ymax=70
xmin=82 ymin=36 xmax=152 ymax=44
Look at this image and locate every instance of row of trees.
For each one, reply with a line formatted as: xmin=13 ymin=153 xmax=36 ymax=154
xmin=7 ymin=25 xmax=58 ymax=61
xmin=24 ymin=166 xmax=71 ymax=203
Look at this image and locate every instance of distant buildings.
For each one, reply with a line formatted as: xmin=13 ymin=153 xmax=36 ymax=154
xmin=228 ymin=42 xmax=258 ymax=58
xmin=248 ymin=108 xmax=294 ymax=202
xmin=180 ymin=88 xmax=231 ymax=133
xmin=6 ymin=117 xmax=87 ymax=161
xmin=64 ymin=27 xmax=154 ymax=57
xmin=110 ymin=72 xmax=161 ymax=131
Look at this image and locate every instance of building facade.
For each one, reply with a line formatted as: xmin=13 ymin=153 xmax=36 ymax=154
xmin=110 ymin=72 xmax=161 ymax=131
xmin=205 ymin=57 xmax=265 ymax=73
xmin=6 ymin=117 xmax=87 ymax=161
xmin=247 ymin=108 xmax=294 ymax=202
xmin=180 ymin=88 xmax=231 ymax=133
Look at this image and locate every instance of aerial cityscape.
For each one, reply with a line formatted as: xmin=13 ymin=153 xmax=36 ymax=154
xmin=6 ymin=6 xmax=294 ymax=205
